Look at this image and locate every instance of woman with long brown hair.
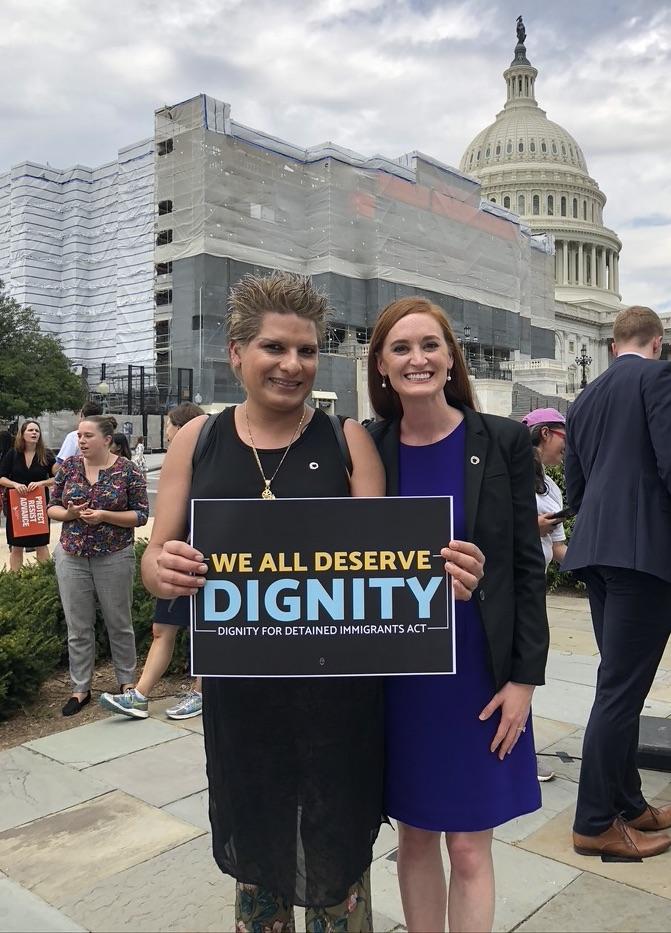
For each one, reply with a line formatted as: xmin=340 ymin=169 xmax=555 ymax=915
xmin=0 ymin=420 xmax=58 ymax=570
xmin=367 ymin=297 xmax=548 ymax=933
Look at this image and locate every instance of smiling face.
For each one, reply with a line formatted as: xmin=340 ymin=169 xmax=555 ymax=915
xmin=229 ymin=311 xmax=319 ymax=413
xmin=377 ymin=312 xmax=454 ymax=404
xmin=77 ymin=421 xmax=112 ymax=460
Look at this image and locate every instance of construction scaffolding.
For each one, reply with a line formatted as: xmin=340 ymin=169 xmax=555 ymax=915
xmin=151 ymin=94 xmax=558 ymax=406
xmin=0 ymin=141 xmax=156 ymax=371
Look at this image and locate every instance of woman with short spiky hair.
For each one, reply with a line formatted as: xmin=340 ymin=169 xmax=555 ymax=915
xmin=142 ymin=271 xmax=485 ymax=931
xmin=143 ymin=271 xmax=384 ymax=930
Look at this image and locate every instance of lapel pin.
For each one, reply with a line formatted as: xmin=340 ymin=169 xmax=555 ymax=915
xmin=470 ymin=455 xmax=480 ymax=465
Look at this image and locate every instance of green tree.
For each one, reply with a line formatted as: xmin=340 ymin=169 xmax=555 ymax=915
xmin=0 ymin=281 xmax=85 ymax=420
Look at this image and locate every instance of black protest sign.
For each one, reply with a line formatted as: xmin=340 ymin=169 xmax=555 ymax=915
xmin=191 ymin=496 xmax=455 ymax=677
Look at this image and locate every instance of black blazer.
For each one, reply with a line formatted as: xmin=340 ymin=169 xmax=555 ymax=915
xmin=563 ymin=354 xmax=671 ymax=583
xmin=368 ymin=405 xmax=549 ymax=691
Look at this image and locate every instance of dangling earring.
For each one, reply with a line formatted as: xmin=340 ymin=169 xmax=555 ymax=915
xmin=381 ymin=376 xmax=387 ymax=388
xmin=446 ymin=370 xmax=452 ymax=382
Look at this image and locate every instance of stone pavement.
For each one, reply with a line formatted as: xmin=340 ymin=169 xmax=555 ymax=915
xmin=1 ymin=594 xmax=671 ymax=932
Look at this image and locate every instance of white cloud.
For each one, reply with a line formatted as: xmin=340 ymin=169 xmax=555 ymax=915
xmin=0 ymin=0 xmax=669 ymax=310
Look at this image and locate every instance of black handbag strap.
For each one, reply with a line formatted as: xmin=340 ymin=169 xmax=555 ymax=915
xmin=328 ymin=413 xmax=353 ymax=478
xmin=192 ymin=413 xmax=219 ymax=470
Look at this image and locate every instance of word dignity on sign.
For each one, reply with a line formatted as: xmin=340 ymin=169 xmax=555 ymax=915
xmin=191 ymin=497 xmax=455 ymax=678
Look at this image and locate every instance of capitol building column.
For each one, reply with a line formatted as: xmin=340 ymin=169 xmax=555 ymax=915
xmin=562 ymin=240 xmax=568 ymax=285
xmin=578 ymin=242 xmax=584 ymax=286
xmin=608 ymin=249 xmax=614 ymax=292
xmin=613 ymin=252 xmax=620 ymax=296
xmin=591 ymin=244 xmax=596 ymax=286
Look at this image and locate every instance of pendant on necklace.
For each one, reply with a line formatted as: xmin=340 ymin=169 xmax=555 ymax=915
xmin=261 ymin=485 xmax=275 ymax=500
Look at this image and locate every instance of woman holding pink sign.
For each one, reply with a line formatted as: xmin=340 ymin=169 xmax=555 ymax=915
xmin=0 ymin=420 xmax=57 ymax=571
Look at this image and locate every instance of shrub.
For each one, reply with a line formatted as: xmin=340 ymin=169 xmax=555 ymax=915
xmin=0 ymin=559 xmax=64 ymax=718
xmin=0 ymin=540 xmax=188 ymax=720
xmin=545 ymin=464 xmax=585 ymax=594
xmin=0 ymin=608 xmax=63 ymax=718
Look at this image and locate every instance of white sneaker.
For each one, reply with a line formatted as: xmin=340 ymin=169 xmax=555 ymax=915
xmin=537 ymin=757 xmax=555 ymax=782
xmin=166 ymin=690 xmax=202 ymax=720
xmin=99 ymin=688 xmax=149 ymax=719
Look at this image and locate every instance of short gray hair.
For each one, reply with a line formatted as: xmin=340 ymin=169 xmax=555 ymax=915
xmin=227 ymin=271 xmax=330 ymax=344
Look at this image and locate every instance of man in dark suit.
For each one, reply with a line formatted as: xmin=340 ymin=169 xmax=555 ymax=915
xmin=564 ymin=305 xmax=671 ymax=859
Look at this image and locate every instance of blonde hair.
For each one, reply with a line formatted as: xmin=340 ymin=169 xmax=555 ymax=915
xmin=228 ymin=271 xmax=330 ymax=344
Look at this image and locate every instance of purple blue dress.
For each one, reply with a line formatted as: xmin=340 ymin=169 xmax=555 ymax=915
xmin=384 ymin=421 xmax=541 ymax=831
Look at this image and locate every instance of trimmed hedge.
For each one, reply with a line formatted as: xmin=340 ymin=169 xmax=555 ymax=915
xmin=0 ymin=539 xmax=188 ymax=721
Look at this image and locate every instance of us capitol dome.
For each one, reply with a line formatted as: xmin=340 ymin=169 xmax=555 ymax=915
xmin=460 ymin=18 xmax=622 ymax=310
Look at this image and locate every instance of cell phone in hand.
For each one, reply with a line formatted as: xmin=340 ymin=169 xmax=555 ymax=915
xmin=551 ymin=507 xmax=574 ymax=521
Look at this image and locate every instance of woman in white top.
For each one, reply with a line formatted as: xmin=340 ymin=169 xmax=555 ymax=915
xmin=522 ymin=408 xmax=569 ymax=570
xmin=522 ymin=407 xmax=569 ymax=783
xmin=133 ymin=437 xmax=147 ymax=476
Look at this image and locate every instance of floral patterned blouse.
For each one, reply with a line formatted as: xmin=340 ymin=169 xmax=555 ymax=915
xmin=50 ymin=455 xmax=149 ymax=557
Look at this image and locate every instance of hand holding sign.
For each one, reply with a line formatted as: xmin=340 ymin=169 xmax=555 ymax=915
xmin=441 ymin=540 xmax=485 ymax=600
xmin=8 ymin=487 xmax=49 ymax=537
xmin=155 ymin=539 xmax=208 ymax=597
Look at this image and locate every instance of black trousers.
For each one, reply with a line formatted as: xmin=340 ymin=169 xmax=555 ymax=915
xmin=574 ymin=565 xmax=671 ymax=835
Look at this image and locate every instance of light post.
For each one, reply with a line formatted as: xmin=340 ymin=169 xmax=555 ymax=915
xmin=460 ymin=324 xmax=472 ymax=373
xmin=96 ymin=381 xmax=110 ymax=412
xmin=95 ymin=362 xmax=109 ymax=412
xmin=575 ymin=344 xmax=592 ymax=389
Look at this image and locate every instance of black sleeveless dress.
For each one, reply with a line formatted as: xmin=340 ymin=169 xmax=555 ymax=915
xmin=194 ymin=407 xmax=384 ymax=907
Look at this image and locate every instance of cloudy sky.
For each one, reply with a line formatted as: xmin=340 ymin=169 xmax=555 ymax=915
xmin=2 ymin=0 xmax=669 ymax=310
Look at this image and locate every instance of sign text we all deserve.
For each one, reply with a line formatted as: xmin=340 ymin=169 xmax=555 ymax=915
xmin=204 ymin=547 xmax=443 ymax=630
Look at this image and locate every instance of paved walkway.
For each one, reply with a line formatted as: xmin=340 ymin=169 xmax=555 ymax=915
xmin=1 ymin=595 xmax=671 ymax=931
